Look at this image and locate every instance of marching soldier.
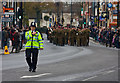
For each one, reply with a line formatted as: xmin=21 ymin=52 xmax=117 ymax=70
xmin=64 ymin=28 xmax=69 ymax=45
xmin=70 ymin=29 xmax=76 ymax=46
xmin=85 ymin=28 xmax=90 ymax=46
xmin=47 ymin=26 xmax=90 ymax=47
xmin=76 ymin=28 xmax=82 ymax=46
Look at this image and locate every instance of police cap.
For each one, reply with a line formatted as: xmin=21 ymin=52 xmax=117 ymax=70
xmin=31 ymin=22 xmax=36 ymax=28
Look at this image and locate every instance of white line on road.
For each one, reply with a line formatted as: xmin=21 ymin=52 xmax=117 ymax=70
xmin=62 ymin=76 xmax=79 ymax=81
xmin=82 ymin=76 xmax=98 ymax=81
xmin=20 ymin=73 xmax=51 ymax=79
xmin=102 ymin=70 xmax=115 ymax=75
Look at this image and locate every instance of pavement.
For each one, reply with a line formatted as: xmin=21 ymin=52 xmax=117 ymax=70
xmin=0 ymin=41 xmax=25 ymax=55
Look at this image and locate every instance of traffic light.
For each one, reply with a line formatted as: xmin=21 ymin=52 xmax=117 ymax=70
xmin=18 ymin=8 xmax=23 ymax=20
xmin=101 ymin=12 xmax=109 ymax=19
xmin=83 ymin=18 xmax=86 ymax=24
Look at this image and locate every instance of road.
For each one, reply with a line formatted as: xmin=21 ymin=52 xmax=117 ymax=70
xmin=1 ymin=34 xmax=119 ymax=82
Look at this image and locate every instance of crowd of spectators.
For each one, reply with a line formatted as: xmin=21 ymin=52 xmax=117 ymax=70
xmin=90 ymin=26 xmax=120 ymax=48
xmin=1 ymin=25 xmax=29 ymax=53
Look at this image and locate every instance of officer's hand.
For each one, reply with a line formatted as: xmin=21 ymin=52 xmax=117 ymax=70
xmin=40 ymin=48 xmax=43 ymax=50
xmin=32 ymin=32 xmax=36 ymax=35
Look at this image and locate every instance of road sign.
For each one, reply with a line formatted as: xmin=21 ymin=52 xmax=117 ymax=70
xmin=4 ymin=12 xmax=14 ymax=15
xmin=2 ymin=1 xmax=7 ymax=7
xmin=0 ymin=23 xmax=1 ymax=31
xmin=3 ymin=7 xmax=14 ymax=13
xmin=81 ymin=8 xmax=83 ymax=16
xmin=102 ymin=12 xmax=107 ymax=18
xmin=5 ymin=14 xmax=9 ymax=18
xmin=2 ymin=17 xmax=13 ymax=22
xmin=113 ymin=16 xmax=117 ymax=19
xmin=107 ymin=3 xmax=113 ymax=8
xmin=91 ymin=16 xmax=94 ymax=20
xmin=112 ymin=10 xmax=118 ymax=14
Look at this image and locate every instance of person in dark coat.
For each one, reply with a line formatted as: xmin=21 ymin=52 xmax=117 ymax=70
xmin=2 ymin=27 xmax=9 ymax=49
xmin=11 ymin=30 xmax=20 ymax=53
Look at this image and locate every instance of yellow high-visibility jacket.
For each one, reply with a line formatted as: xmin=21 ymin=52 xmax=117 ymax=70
xmin=25 ymin=30 xmax=43 ymax=49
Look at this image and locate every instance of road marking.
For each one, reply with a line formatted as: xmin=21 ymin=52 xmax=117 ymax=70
xmin=20 ymin=73 xmax=51 ymax=79
xmin=82 ymin=76 xmax=97 ymax=81
xmin=62 ymin=77 xmax=78 ymax=81
xmin=102 ymin=70 xmax=115 ymax=75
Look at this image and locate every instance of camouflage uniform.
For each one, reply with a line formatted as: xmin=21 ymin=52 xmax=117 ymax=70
xmin=64 ymin=29 xmax=69 ymax=45
xmin=76 ymin=29 xmax=82 ymax=46
xmin=70 ymin=29 xmax=76 ymax=46
xmin=85 ymin=29 xmax=90 ymax=46
xmin=49 ymin=30 xmax=52 ymax=43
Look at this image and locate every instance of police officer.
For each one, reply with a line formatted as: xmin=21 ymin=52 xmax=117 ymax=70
xmin=25 ymin=22 xmax=43 ymax=72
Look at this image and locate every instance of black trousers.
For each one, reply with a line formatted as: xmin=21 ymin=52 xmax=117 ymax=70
xmin=25 ymin=48 xmax=38 ymax=70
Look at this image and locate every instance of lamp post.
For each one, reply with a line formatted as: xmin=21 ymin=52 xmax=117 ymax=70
xmin=13 ymin=2 xmax=15 ymax=27
xmin=56 ymin=2 xmax=60 ymax=26
xmin=70 ymin=0 xmax=72 ymax=28
xmin=19 ymin=2 xmax=22 ymax=29
xmin=97 ymin=2 xmax=99 ymax=28
xmin=106 ymin=2 xmax=108 ymax=29
xmin=15 ymin=2 xmax=17 ymax=26
xmin=117 ymin=0 xmax=119 ymax=27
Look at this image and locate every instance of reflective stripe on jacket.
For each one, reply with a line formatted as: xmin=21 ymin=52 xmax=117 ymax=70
xmin=25 ymin=30 xmax=43 ymax=49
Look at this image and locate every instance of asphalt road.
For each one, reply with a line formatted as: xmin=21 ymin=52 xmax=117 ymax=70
xmin=1 ymin=34 xmax=119 ymax=82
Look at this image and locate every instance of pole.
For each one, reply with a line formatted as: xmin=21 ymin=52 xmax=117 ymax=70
xmin=82 ymin=2 xmax=84 ymax=28
xmin=8 ymin=0 xmax=10 ymax=27
xmin=94 ymin=2 xmax=95 ymax=25
xmin=97 ymin=2 xmax=99 ymax=28
xmin=0 ymin=2 xmax=2 ymax=49
xmin=16 ymin=2 xmax=17 ymax=25
xmin=88 ymin=2 xmax=89 ymax=27
xmin=117 ymin=0 xmax=119 ymax=27
xmin=62 ymin=8 xmax=63 ymax=25
xmin=13 ymin=2 xmax=15 ymax=27
xmin=70 ymin=0 xmax=72 ymax=28
xmin=24 ymin=2 xmax=25 ymax=26
xmin=20 ymin=2 xmax=22 ymax=29
xmin=56 ymin=2 xmax=59 ymax=26
xmin=106 ymin=2 xmax=108 ymax=28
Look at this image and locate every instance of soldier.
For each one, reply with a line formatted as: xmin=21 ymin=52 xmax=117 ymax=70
xmin=70 ymin=28 xmax=76 ymax=46
xmin=85 ymin=28 xmax=90 ymax=46
xmin=61 ymin=28 xmax=65 ymax=46
xmin=49 ymin=28 xmax=53 ymax=43
xmin=57 ymin=28 xmax=61 ymax=46
xmin=83 ymin=29 xmax=88 ymax=46
xmin=68 ymin=28 xmax=71 ymax=45
xmin=81 ymin=29 xmax=84 ymax=46
xmin=64 ymin=28 xmax=69 ymax=45
xmin=52 ymin=28 xmax=56 ymax=45
xmin=76 ymin=28 xmax=82 ymax=46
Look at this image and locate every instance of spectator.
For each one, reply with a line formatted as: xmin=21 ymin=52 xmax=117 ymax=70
xmin=2 ymin=27 xmax=9 ymax=49
xmin=90 ymin=26 xmax=119 ymax=49
xmin=11 ymin=30 xmax=20 ymax=53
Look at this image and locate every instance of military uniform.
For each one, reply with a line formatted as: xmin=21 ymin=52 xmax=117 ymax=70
xmin=76 ymin=29 xmax=82 ymax=46
xmin=70 ymin=29 xmax=76 ymax=46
